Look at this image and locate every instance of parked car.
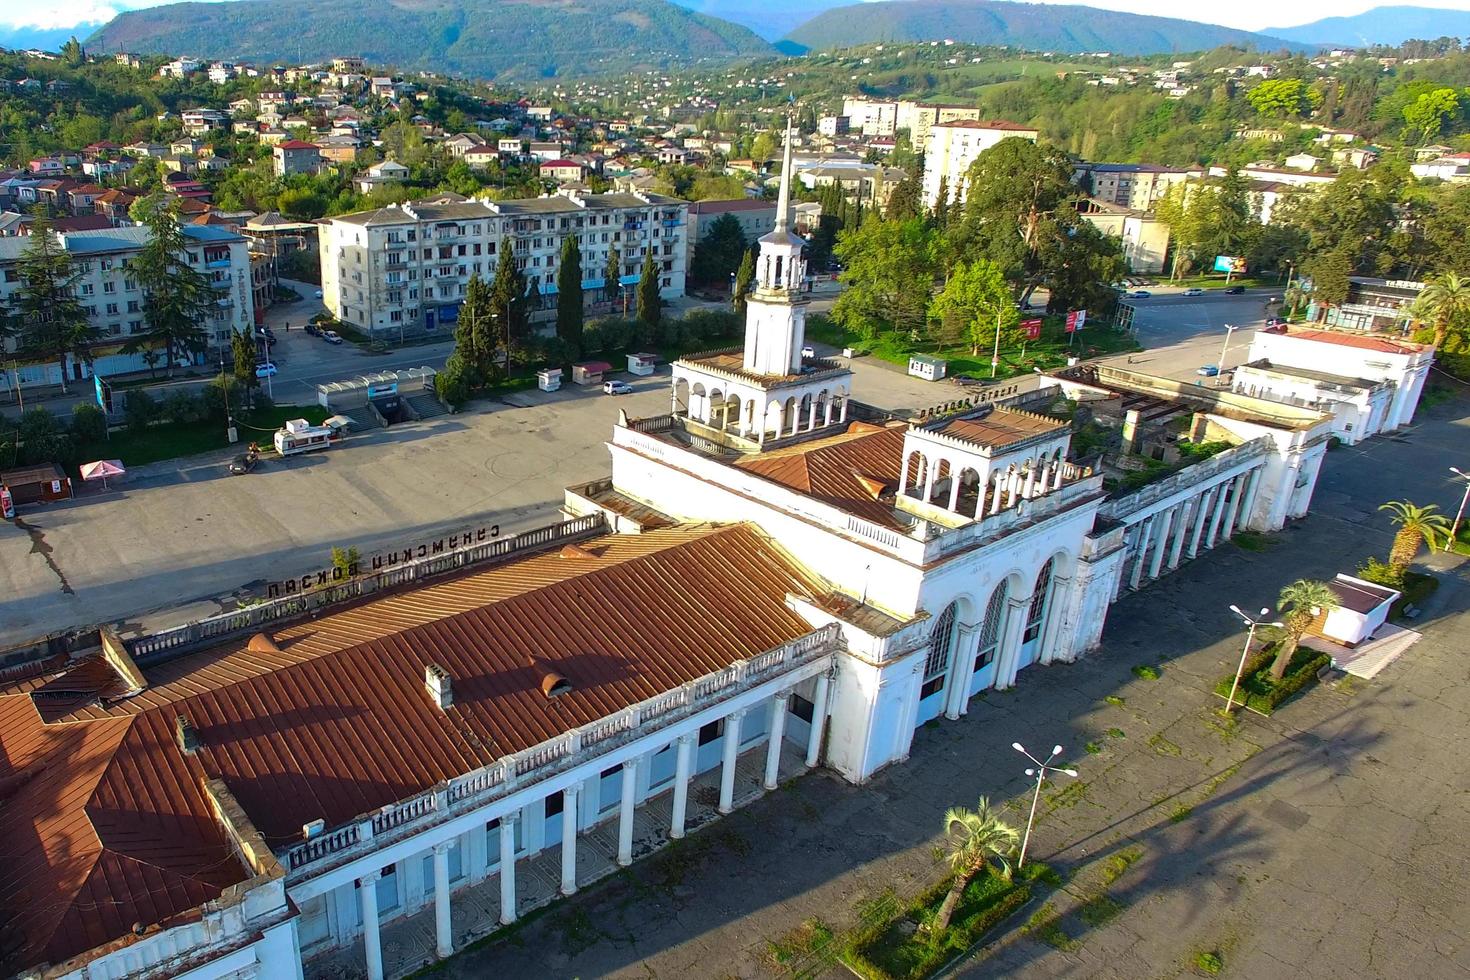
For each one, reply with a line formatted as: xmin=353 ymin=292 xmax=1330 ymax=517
xmin=801 ymin=345 xmax=816 ymax=359
xmin=320 ymin=330 xmax=343 ymax=345
xmin=255 ymin=363 xmax=277 ymax=378
xmin=1182 ymin=287 xmax=1204 ymax=297
xmin=304 ymin=322 xmax=321 ymax=337
xmin=314 ymin=289 xmax=324 ymax=299
xmin=603 ymin=380 xmax=633 ymax=395
xmin=1128 ymin=290 xmax=1152 ymax=299
xmin=1196 ymin=364 xmax=1220 ymax=377
xmin=227 ymin=449 xmax=259 ymax=475
xmin=1224 ymin=285 xmax=1245 ymax=294
xmin=953 ymin=374 xmax=982 ymax=386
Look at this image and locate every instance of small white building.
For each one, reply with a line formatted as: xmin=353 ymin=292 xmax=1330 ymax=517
xmin=1318 ymin=573 xmax=1399 ymax=646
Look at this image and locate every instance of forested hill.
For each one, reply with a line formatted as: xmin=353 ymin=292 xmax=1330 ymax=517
xmin=783 ymin=0 xmax=1309 ymax=56
xmin=86 ymin=0 xmax=774 ymax=81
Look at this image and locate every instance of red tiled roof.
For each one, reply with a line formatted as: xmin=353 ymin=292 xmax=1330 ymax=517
xmin=938 ymin=407 xmax=1065 ymax=448
xmin=933 ymin=119 xmax=1037 ymax=131
xmin=1284 ymin=329 xmax=1425 ymax=354
xmin=0 ymin=525 xmax=824 ymax=973
xmin=736 ymin=422 xmax=910 ymax=529
xmin=275 ymin=139 xmax=319 ymax=150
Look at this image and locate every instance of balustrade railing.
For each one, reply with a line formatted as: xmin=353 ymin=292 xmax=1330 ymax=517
xmin=281 ymin=623 xmax=841 ymax=875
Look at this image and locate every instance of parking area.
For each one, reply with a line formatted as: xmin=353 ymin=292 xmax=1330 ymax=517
xmin=0 ymin=357 xmax=949 ymax=646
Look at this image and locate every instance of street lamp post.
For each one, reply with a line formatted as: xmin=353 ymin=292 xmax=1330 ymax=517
xmin=1225 ymin=605 xmax=1283 ymax=713
xmin=1218 ymin=323 xmax=1236 ymax=375
xmin=1449 ymin=467 xmax=1470 ymax=548
xmin=1012 ymin=742 xmax=1078 ymax=869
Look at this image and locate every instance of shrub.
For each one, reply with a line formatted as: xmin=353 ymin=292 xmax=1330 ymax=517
xmin=1356 ymin=556 xmax=1402 ymax=589
xmin=1131 ymin=664 xmax=1161 ymax=680
xmin=435 ymin=366 xmax=471 ymax=409
xmin=18 ymin=408 xmax=72 ymax=465
xmin=1214 ymin=643 xmax=1330 ymax=714
xmin=200 ymin=377 xmax=241 ymax=422
xmin=161 ymin=390 xmax=204 ymax=426
xmin=124 ymin=389 xmax=158 ymax=433
xmin=1195 ymin=950 xmax=1224 ymax=975
xmin=70 ymin=403 xmax=108 ymax=444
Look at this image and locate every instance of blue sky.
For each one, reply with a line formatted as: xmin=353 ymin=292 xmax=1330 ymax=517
xmin=5 ymin=0 xmax=1470 ymax=34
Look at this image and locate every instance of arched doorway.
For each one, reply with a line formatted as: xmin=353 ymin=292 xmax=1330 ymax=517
xmin=971 ymin=581 xmax=1007 ymax=696
xmin=916 ymin=601 xmax=958 ymax=726
xmin=672 ymin=377 xmax=690 ymax=416
xmin=1017 ymin=559 xmax=1054 ymax=672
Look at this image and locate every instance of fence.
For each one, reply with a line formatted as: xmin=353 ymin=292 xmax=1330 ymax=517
xmin=128 ymin=514 xmax=608 ymax=666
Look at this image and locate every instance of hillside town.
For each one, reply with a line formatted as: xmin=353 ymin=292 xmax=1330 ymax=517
xmin=0 ymin=22 xmax=1469 ymax=980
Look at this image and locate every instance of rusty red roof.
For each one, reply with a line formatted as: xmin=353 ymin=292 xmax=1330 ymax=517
xmin=736 ymin=422 xmax=910 ymax=529
xmin=0 ymin=525 xmax=825 ymax=973
xmin=1283 ymin=329 xmax=1425 ymax=355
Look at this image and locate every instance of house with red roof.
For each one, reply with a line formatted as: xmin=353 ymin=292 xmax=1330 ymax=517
xmin=273 ymin=139 xmax=322 ymax=177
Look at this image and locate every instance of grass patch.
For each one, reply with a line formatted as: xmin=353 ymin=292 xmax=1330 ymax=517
xmin=1213 ymin=642 xmax=1331 ymax=715
xmin=1099 ymin=846 xmax=1143 ymax=886
xmin=1148 ymin=733 xmax=1182 ymax=757
xmin=1084 ymin=740 xmax=1103 ymax=754
xmin=1194 ymin=949 xmax=1225 ymax=975
xmin=763 ymin=918 xmax=836 ymax=975
xmin=1169 ymin=804 xmax=1194 ymax=823
xmin=1048 ymin=780 xmax=1088 ymax=810
xmin=1077 ymin=893 xmax=1126 ymax=928
xmin=841 ymin=866 xmax=1047 ymax=980
xmin=1104 ymin=695 xmax=1126 ymax=707
xmin=1131 ymin=664 xmax=1161 ymax=680
xmin=89 ymin=405 xmax=328 ymax=469
xmin=1230 ymin=530 xmax=1273 ymax=552
xmin=1106 ymin=727 xmax=1126 ymax=739
xmin=1021 ymin=901 xmax=1080 ymax=952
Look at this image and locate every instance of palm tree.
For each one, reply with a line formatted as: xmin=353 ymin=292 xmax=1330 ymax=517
xmin=1269 ymin=580 xmax=1339 ymax=681
xmin=1281 ymin=283 xmax=1309 ymax=319
xmin=1410 ymin=273 xmax=1470 ymax=348
xmin=1379 ymin=500 xmax=1453 ymax=578
xmin=931 ymin=797 xmax=1020 ymax=933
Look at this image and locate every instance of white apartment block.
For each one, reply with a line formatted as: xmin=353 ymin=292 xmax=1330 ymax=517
xmin=1080 ymin=163 xmax=1203 ymax=211
xmin=319 ymin=191 xmax=689 ymax=337
xmin=0 ymin=225 xmax=255 ymax=388
xmin=922 ymin=120 xmax=1040 ymax=209
xmin=841 ymin=97 xmax=898 ymax=137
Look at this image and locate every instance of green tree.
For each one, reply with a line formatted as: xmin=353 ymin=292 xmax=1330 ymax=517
xmin=1379 ymin=500 xmax=1452 ymax=580
xmin=70 ymin=403 xmax=107 ymax=444
xmin=1307 ymin=248 xmax=1353 ymax=320
xmin=1268 ymin=580 xmax=1339 ymax=681
xmin=931 ymin=259 xmax=1019 ymax=356
xmin=636 ymin=250 xmax=661 ymax=328
xmin=453 ymin=273 xmax=492 ymax=382
xmin=330 ymin=546 xmax=362 ymax=580
xmin=1410 ymin=272 xmax=1470 ymax=349
xmin=1246 ymin=79 xmax=1319 ymax=119
xmin=14 ymin=209 xmax=95 ymax=393
xmin=885 ymin=174 xmax=922 ymax=221
xmin=230 ymin=329 xmax=260 ymax=403
xmin=1402 ymin=88 xmax=1463 ymax=146
xmin=690 ymin=213 xmax=748 ymax=286
xmin=932 ymin=797 xmax=1019 ymax=933
xmin=832 ymin=216 xmax=940 ymax=339
xmin=733 ymin=249 xmax=755 ymax=314
xmin=556 ymin=236 xmax=584 ymax=356
xmin=17 ymin=407 xmax=72 ymax=466
xmin=488 ymin=238 xmax=529 ymax=366
xmin=604 ymin=246 xmax=622 ymax=304
xmin=124 ymin=195 xmax=220 ymax=376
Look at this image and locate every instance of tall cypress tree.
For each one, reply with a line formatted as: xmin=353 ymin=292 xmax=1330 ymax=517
xmin=488 ymin=236 xmax=528 ymax=366
xmin=733 ymin=249 xmax=754 ymax=314
xmin=604 ymin=245 xmax=621 ymax=305
xmin=556 ymin=235 xmax=583 ymax=355
xmin=15 ymin=208 xmax=95 ymax=392
xmin=636 ymin=250 xmax=661 ymax=328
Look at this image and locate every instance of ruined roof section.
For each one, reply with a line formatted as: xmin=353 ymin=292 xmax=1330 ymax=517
xmin=736 ymin=422 xmax=911 ymax=530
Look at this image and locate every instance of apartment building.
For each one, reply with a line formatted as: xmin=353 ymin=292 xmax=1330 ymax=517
xmin=0 ymin=224 xmax=256 ymax=387
xmin=841 ymin=97 xmax=897 ymax=137
xmin=1079 ymin=163 xmax=1203 ymax=211
xmin=319 ymin=191 xmax=689 ymax=338
xmin=922 ymin=120 xmax=1039 ymax=209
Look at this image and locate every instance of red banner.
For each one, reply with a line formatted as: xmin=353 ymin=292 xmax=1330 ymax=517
xmin=1022 ymin=318 xmax=1043 ymax=340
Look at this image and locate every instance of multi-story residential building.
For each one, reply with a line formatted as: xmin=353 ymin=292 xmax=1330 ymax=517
xmin=817 ymin=115 xmax=849 ymax=137
xmin=1078 ymin=199 xmax=1171 ymax=274
xmin=0 ymin=224 xmax=255 ymax=387
xmin=922 ymin=120 xmax=1039 ymax=209
xmin=1078 ymin=163 xmax=1203 ymax=211
xmin=899 ymin=101 xmax=978 ymax=150
xmin=274 ymin=140 xmax=323 ymax=177
xmin=841 ymin=97 xmax=898 ymax=137
xmin=686 ymin=198 xmax=779 ymax=276
xmin=181 ymin=108 xmax=229 ymax=135
xmin=318 ymin=190 xmax=689 ymax=338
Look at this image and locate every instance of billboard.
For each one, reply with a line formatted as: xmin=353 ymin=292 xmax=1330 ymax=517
xmin=1213 ymin=255 xmax=1247 ymax=274
xmin=1065 ymin=310 xmax=1087 ymax=333
xmin=1022 ymin=318 xmax=1043 ymax=340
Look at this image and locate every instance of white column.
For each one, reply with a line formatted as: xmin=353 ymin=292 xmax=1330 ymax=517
xmin=1223 ymin=474 xmax=1248 ymax=539
xmin=616 ymin=760 xmax=639 ymax=866
xmin=718 ymin=709 xmax=745 ymax=814
xmin=895 ymin=657 xmax=926 ymax=762
xmin=670 ymin=734 xmax=694 ymax=839
xmin=432 ymin=843 xmax=453 ymax=958
xmin=823 ymin=395 xmax=834 ymax=426
xmin=947 ymin=471 xmax=962 ymax=511
xmin=1170 ymin=499 xmax=1193 ymax=567
xmin=560 ymin=786 xmax=579 ymax=895
xmin=1052 ymin=461 xmax=1064 ymax=490
xmin=898 ymin=453 xmax=912 ymax=495
xmin=807 ymin=399 xmax=818 ymax=430
xmin=944 ymin=625 xmax=979 ymax=719
xmin=1147 ymin=507 xmax=1174 ymax=580
xmin=989 ymin=473 xmax=1005 ymax=515
xmin=1206 ymin=479 xmax=1232 ymax=548
xmin=1187 ymin=487 xmax=1213 ymax=558
xmin=763 ymin=693 xmax=789 ymax=790
xmin=805 ymin=672 xmax=830 ymax=767
xmin=995 ymin=597 xmax=1029 ymax=689
xmin=838 ymin=396 xmax=848 ymax=422
xmin=358 ymin=871 xmax=383 ymax=980
xmin=922 ymin=457 xmax=937 ymax=503
xmin=1238 ymin=467 xmax=1263 ymax=531
xmin=498 ymin=816 xmax=517 ymax=925
xmin=1022 ymin=463 xmax=1037 ymax=499
xmin=1128 ymin=519 xmax=1151 ymax=590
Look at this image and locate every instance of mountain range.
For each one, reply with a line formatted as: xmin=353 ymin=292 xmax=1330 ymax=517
xmin=783 ymin=0 xmax=1309 ymax=55
xmin=84 ymin=0 xmax=772 ymax=81
xmin=1265 ymin=5 xmax=1470 ymax=46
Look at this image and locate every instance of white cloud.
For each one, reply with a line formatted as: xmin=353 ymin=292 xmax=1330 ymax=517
xmin=0 ymin=2 xmax=125 ymax=31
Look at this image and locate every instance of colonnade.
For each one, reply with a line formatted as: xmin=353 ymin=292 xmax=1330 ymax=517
xmin=1116 ymin=466 xmax=1263 ymax=598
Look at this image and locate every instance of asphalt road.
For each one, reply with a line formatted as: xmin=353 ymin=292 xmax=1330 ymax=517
xmin=1105 ymin=285 xmax=1284 ymax=381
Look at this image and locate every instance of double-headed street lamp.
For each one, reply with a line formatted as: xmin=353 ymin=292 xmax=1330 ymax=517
xmin=1225 ymin=605 xmax=1282 ymax=713
xmin=1012 ymin=742 xmax=1078 ymax=869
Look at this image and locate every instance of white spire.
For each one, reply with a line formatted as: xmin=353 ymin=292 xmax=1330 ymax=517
xmin=774 ymin=112 xmax=794 ymax=235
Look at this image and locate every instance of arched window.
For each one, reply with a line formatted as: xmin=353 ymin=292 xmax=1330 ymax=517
xmin=976 ymin=582 xmax=1007 ymax=671
xmin=1024 ymin=559 xmax=1054 ymax=644
xmin=922 ymin=602 xmax=958 ymax=699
